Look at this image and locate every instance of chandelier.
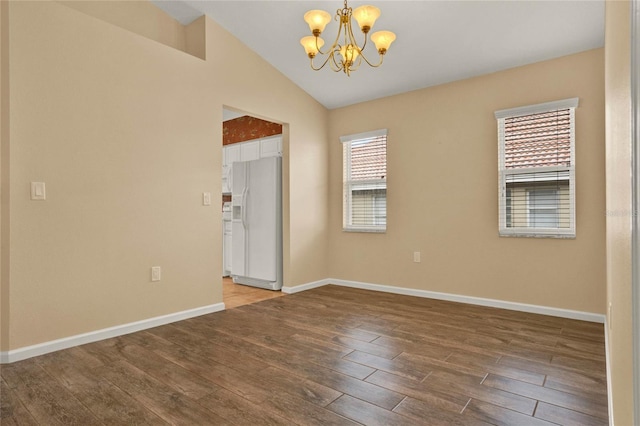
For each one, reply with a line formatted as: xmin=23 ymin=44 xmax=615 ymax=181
xmin=300 ymin=0 xmax=396 ymax=76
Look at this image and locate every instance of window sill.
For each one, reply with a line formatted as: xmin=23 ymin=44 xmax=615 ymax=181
xmin=343 ymin=227 xmax=386 ymax=234
xmin=499 ymin=231 xmax=575 ymax=239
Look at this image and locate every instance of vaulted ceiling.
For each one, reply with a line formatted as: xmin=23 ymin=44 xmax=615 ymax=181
xmin=153 ymin=0 xmax=605 ymax=109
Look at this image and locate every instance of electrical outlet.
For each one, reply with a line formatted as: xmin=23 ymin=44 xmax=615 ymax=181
xmin=203 ymin=192 xmax=212 ymax=206
xmin=413 ymin=251 xmax=421 ymax=263
xmin=151 ymin=266 xmax=161 ymax=282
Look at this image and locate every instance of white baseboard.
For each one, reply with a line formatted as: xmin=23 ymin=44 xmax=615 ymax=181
xmin=287 ymin=278 xmax=605 ymax=324
xmin=282 ymin=278 xmax=332 ymax=294
xmin=2 ymin=278 xmax=605 ymax=364
xmin=0 ymin=302 xmax=226 ymax=364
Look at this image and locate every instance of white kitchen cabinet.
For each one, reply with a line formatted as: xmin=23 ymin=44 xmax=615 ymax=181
xmin=240 ymin=140 xmax=261 ymax=162
xmin=223 ymin=221 xmax=233 ymax=276
xmin=260 ymin=135 xmax=282 ymax=158
xmin=222 ymin=166 xmax=232 ymax=194
xmin=223 ymin=203 xmax=232 ymax=276
xmin=224 ymin=144 xmax=241 ymax=166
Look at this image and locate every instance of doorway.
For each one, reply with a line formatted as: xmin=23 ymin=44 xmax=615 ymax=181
xmin=221 ymin=107 xmax=285 ymax=308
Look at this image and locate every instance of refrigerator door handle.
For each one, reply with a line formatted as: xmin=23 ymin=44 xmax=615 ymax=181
xmin=241 ymin=186 xmax=248 ymax=229
xmin=226 ymin=165 xmax=233 ymax=192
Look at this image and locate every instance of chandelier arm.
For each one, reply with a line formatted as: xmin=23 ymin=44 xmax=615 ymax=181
xmin=359 ymin=30 xmax=369 ymax=51
xmin=311 ymin=51 xmax=336 ymax=71
xmin=322 ymin=14 xmax=345 ymax=58
xmin=309 ymin=57 xmax=327 ymax=71
xmin=328 ymin=51 xmax=344 ymax=72
xmin=314 ymin=37 xmax=329 ymax=56
xmin=359 ymin=51 xmax=384 ymax=68
xmin=349 ymin=55 xmax=363 ymax=72
xmin=341 ymin=22 xmax=350 ymax=53
xmin=345 ymin=16 xmax=364 ymax=51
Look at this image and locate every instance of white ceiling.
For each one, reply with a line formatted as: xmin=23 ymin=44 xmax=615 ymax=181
xmin=152 ymin=0 xmax=605 ymax=110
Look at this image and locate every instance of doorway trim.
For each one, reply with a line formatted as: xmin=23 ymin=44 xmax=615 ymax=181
xmin=631 ymin=0 xmax=640 ymax=422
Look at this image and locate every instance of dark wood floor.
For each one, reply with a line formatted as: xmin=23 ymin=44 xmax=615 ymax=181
xmin=1 ymin=285 xmax=608 ymax=425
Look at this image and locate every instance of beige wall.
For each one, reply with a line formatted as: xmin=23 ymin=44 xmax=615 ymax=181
xmin=1 ymin=1 xmax=328 ymax=351
xmin=328 ymin=49 xmax=606 ymax=314
xmin=59 ymin=0 xmax=187 ymax=56
xmin=604 ymin=1 xmax=635 ymax=424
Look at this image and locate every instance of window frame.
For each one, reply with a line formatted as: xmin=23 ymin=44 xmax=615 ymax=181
xmin=340 ymin=129 xmax=388 ymax=233
xmin=495 ymin=98 xmax=578 ymax=238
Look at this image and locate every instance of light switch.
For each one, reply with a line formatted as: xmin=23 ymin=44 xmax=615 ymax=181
xmin=203 ymin=192 xmax=212 ymax=206
xmin=151 ymin=266 xmax=161 ymax=282
xmin=30 ymin=182 xmax=46 ymax=200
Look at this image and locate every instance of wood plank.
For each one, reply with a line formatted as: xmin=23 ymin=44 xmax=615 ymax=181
xmin=425 ymin=370 xmax=538 ymax=415
xmin=370 ymin=335 xmax=454 ymax=360
xmin=146 ymin=323 xmax=274 ymax=376
xmin=499 ymin=354 xmax=607 ymax=384
xmin=327 ymin=394 xmax=415 ymax=425
xmin=396 ymin=351 xmax=487 ymax=381
xmin=101 ymin=338 xmax=219 ymax=400
xmin=252 ymin=366 xmax=342 ymax=407
xmin=250 ymin=351 xmax=405 ymax=410
xmin=482 ymin=373 xmax=609 ymax=420
xmin=330 ymin=334 xmax=402 ymax=359
xmin=126 ymin=333 xmax=276 ymax=405
xmin=445 ymin=352 xmax=546 ymax=385
xmin=550 ymin=354 xmax=607 ymax=375
xmin=0 ymin=360 xmax=100 ymax=425
xmin=0 ymin=377 xmax=38 ymax=425
xmin=365 ymin=370 xmax=470 ymax=408
xmin=393 ymin=396 xmax=492 ymax=426
xmin=543 ymin=375 xmax=609 ymax=400
xmin=302 ymin=367 xmax=405 ymax=411
xmin=344 ymin=350 xmax=430 ymax=381
xmin=534 ymin=401 xmax=607 ymax=426
xmin=35 ymin=348 xmax=168 ymax=425
xmin=464 ymin=399 xmax=556 ymax=426
xmin=555 ymin=336 xmax=606 ymax=357
xmin=96 ymin=360 xmax=231 ymax=425
xmin=197 ymin=387 xmax=291 ymax=425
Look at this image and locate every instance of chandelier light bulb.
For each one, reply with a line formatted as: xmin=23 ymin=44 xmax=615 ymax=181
xmin=339 ymin=44 xmax=361 ymax=65
xmin=300 ymin=36 xmax=325 ymax=58
xmin=352 ymin=5 xmax=380 ymax=33
xmin=371 ymin=30 xmax=396 ymax=54
xmin=303 ymin=10 xmax=332 ymax=36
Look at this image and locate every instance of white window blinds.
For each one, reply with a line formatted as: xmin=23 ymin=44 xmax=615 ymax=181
xmin=341 ymin=129 xmax=387 ymax=232
xmin=496 ymin=98 xmax=578 ymax=238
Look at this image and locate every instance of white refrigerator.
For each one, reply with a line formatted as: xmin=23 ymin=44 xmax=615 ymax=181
xmin=231 ymin=157 xmax=282 ymax=290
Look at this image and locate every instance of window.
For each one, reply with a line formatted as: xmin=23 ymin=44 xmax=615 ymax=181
xmin=528 ymin=188 xmax=560 ymax=228
xmin=373 ymin=195 xmax=387 ymax=226
xmin=495 ymin=98 xmax=578 ymax=238
xmin=341 ymin=129 xmax=387 ymax=232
